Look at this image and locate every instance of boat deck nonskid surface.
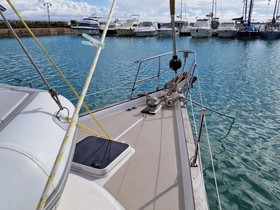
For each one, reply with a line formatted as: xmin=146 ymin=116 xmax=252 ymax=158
xmin=59 ymin=96 xmax=206 ymax=210
xmin=104 ymin=107 xmax=182 ymax=210
xmin=81 ymin=105 xmax=182 ymax=209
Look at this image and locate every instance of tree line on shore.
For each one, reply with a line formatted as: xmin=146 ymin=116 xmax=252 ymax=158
xmin=0 ymin=20 xmax=69 ymax=29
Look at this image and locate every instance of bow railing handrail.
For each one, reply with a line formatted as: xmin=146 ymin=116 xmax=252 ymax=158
xmin=131 ymin=50 xmax=195 ymax=98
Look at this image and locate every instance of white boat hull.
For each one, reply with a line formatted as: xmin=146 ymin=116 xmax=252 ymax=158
xmin=217 ymin=28 xmax=237 ymax=38
xmin=158 ymin=29 xmax=172 ymax=36
xmin=115 ymin=28 xmax=135 ymax=36
xmin=158 ymin=29 xmax=179 ymax=37
xmin=135 ymin=30 xmax=158 ymax=37
xmin=190 ymin=27 xmax=213 ymax=38
xmin=71 ymin=27 xmax=100 ymax=35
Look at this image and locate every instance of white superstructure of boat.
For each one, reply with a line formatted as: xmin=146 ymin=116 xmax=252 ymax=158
xmin=216 ymin=22 xmax=237 ymax=38
xmin=115 ymin=14 xmax=140 ymax=36
xmin=99 ymin=19 xmax=121 ymax=36
xmin=158 ymin=23 xmax=179 ymax=36
xmin=71 ymin=14 xmax=100 ymax=35
xmin=180 ymin=22 xmax=191 ymax=36
xmin=134 ymin=21 xmax=158 ymax=37
xmin=190 ymin=18 xmax=213 ymax=38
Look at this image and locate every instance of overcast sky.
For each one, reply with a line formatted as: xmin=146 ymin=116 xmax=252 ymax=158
xmin=0 ymin=0 xmax=277 ymax=22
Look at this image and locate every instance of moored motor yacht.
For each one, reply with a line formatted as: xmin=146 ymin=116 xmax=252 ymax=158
xmin=71 ymin=14 xmax=100 ymax=35
xmin=134 ymin=21 xmax=158 ymax=37
xmin=158 ymin=22 xmax=179 ymax=37
xmin=115 ymin=14 xmax=140 ymax=36
xmin=216 ymin=22 xmax=238 ymax=38
xmin=190 ymin=18 xmax=213 ymax=38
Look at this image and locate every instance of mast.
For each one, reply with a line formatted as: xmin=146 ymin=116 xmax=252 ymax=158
xmin=211 ymin=0 xmax=214 ymax=19
xmin=247 ymin=0 xmax=254 ymax=26
xmin=180 ymin=0 xmax=183 ymax=20
xmin=215 ymin=0 xmax=217 ymax=17
xmin=272 ymin=0 xmax=279 ymax=24
xmin=170 ymin=0 xmax=176 ymax=55
xmin=169 ymin=0 xmax=181 ymax=74
xmin=184 ymin=0 xmax=187 ymax=19
xmin=277 ymin=0 xmax=280 ymax=17
xmin=244 ymin=0 xmax=248 ymax=23
xmin=211 ymin=0 xmax=217 ymax=18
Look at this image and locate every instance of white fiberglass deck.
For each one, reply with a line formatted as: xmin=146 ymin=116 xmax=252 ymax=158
xmin=58 ymin=92 xmax=208 ymax=210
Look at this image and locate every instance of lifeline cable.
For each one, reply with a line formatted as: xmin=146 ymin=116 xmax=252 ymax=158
xmin=186 ymin=98 xmax=235 ymax=143
xmin=196 ymin=67 xmax=222 ymax=210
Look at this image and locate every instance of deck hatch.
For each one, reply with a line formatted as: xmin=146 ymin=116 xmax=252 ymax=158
xmin=72 ymin=136 xmax=131 ymax=175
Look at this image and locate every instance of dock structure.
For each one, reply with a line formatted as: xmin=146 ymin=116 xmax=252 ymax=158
xmin=0 ymin=27 xmax=73 ymax=38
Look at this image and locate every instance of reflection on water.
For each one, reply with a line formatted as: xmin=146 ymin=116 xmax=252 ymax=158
xmin=1 ymin=35 xmax=280 ymax=209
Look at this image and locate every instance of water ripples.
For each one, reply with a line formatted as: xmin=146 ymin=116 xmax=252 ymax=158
xmin=1 ymin=35 xmax=280 ymax=209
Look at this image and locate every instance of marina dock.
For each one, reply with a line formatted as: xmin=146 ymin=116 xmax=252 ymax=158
xmin=0 ymin=27 xmax=73 ymax=38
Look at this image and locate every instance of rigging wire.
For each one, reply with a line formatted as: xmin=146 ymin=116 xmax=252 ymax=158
xmin=0 ymin=8 xmax=63 ymax=110
xmin=33 ymin=0 xmax=118 ymax=208
xmin=188 ymin=97 xmax=235 ymax=166
xmin=188 ymin=78 xmax=210 ymax=210
xmin=5 ymin=0 xmax=111 ymax=140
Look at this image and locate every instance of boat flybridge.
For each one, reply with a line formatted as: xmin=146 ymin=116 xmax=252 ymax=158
xmin=0 ymin=1 xmax=224 ymax=209
xmin=71 ymin=14 xmax=100 ymax=35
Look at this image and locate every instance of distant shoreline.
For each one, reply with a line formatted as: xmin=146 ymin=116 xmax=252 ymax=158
xmin=0 ymin=27 xmax=74 ymax=38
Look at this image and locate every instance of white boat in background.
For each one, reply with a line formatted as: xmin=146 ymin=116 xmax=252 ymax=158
xmin=99 ymin=19 xmax=121 ymax=36
xmin=176 ymin=0 xmax=191 ymax=36
xmin=190 ymin=18 xmax=213 ymax=38
xmin=158 ymin=22 xmax=179 ymax=36
xmin=134 ymin=21 xmax=158 ymax=37
xmin=180 ymin=22 xmax=191 ymax=36
xmin=0 ymin=1 xmax=226 ymax=209
xmin=115 ymin=14 xmax=140 ymax=36
xmin=216 ymin=22 xmax=237 ymax=38
xmin=71 ymin=14 xmax=100 ymax=35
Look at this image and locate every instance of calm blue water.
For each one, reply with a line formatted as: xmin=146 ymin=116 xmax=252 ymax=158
xmin=1 ymin=35 xmax=280 ymax=210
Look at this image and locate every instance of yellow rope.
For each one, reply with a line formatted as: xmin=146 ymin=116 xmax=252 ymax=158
xmin=76 ymin=121 xmax=108 ymax=139
xmin=36 ymin=0 xmax=117 ymax=207
xmin=5 ymin=0 xmax=111 ymax=140
xmin=66 ymin=117 xmax=108 ymax=139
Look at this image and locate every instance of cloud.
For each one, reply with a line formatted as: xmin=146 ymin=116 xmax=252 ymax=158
xmin=0 ymin=0 xmax=276 ymax=22
xmin=0 ymin=0 xmax=102 ymax=21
